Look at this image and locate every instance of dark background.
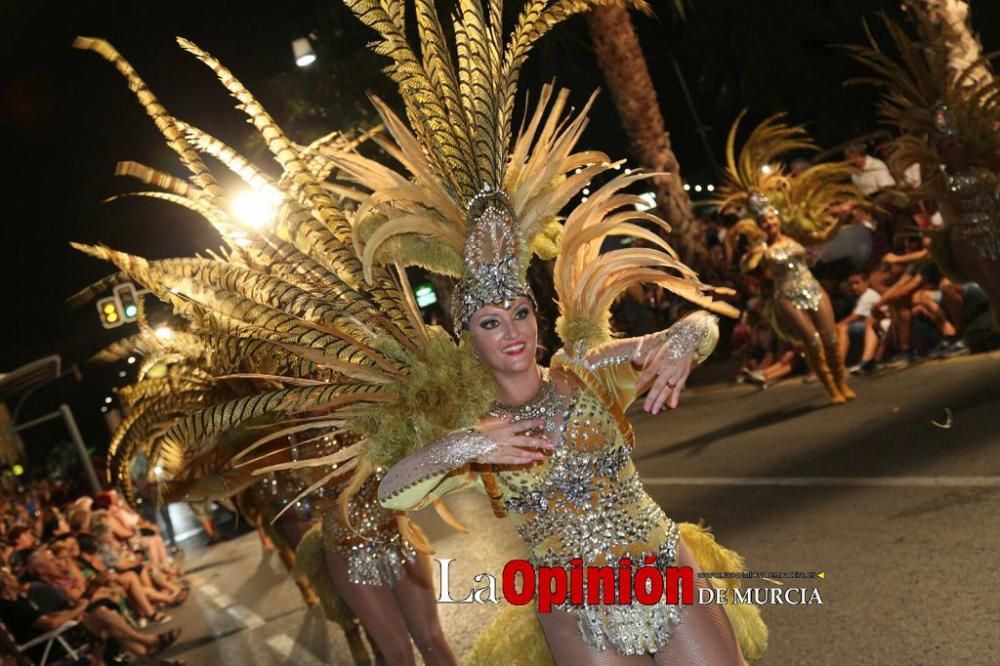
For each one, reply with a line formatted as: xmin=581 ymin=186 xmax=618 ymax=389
xmin=2 ymin=0 xmax=998 ymax=460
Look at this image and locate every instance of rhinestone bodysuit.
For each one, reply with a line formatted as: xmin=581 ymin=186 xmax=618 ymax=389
xmin=377 ymin=313 xmax=720 ymax=654
xmin=498 ymin=366 xmax=683 ymax=654
xmin=945 ymin=167 xmax=1000 ymax=261
xmin=321 ymin=473 xmax=417 ymax=586
xmin=762 ymin=237 xmax=823 ymax=311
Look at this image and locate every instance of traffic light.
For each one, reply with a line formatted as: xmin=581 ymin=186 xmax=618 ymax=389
xmin=414 ymin=283 xmax=438 ymax=308
xmin=97 ymin=296 xmax=124 ymax=329
xmin=114 ymin=282 xmax=139 ymax=321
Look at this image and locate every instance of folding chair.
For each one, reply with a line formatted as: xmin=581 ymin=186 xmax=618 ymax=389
xmin=14 ymin=621 xmax=83 ymax=666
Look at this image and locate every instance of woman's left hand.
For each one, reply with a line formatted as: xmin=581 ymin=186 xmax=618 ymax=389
xmin=633 ymin=343 xmax=696 ymax=414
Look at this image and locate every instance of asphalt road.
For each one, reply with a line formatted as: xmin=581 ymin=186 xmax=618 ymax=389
xmin=159 ymin=350 xmax=1000 ymax=665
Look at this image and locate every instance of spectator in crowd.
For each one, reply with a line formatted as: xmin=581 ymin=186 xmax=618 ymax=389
xmin=0 ymin=568 xmax=181 ymax=663
xmin=845 ymin=142 xmax=896 ymax=196
xmin=77 ymin=532 xmax=184 ymax=625
xmin=883 ymin=238 xmax=967 ymax=357
xmin=612 ymin=283 xmax=660 ymax=337
xmin=837 ymin=271 xmax=881 ymax=364
xmin=0 ymin=471 xmax=194 ymax=665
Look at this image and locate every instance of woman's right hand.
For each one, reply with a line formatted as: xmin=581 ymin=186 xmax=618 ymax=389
xmin=472 ymin=418 xmax=555 ymax=466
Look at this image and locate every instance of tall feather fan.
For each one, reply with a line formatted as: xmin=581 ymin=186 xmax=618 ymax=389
xmin=71 ymin=35 xmax=496 ymax=539
xmin=315 ymin=1 xmax=735 ymax=355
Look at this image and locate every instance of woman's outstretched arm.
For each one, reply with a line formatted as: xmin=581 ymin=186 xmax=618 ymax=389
xmin=378 ymin=419 xmax=552 ymax=511
xmin=576 ymin=310 xmax=720 ymax=413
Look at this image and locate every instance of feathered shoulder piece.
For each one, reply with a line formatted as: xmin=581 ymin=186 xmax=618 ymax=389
xmin=842 ymin=12 xmax=1000 ymax=180
xmin=713 ymin=111 xmax=862 ymax=245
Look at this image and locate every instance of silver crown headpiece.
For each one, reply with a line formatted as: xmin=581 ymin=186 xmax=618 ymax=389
xmin=451 ymin=187 xmax=536 ymax=330
xmin=747 ymin=190 xmax=780 ymax=219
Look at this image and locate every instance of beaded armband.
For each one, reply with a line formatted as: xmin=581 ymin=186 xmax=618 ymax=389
xmin=571 ymin=310 xmax=720 ymax=372
xmin=377 ymin=428 xmax=496 ymax=504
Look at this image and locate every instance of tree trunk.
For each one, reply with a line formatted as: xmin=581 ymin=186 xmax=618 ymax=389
xmin=585 ymin=5 xmax=706 ymax=268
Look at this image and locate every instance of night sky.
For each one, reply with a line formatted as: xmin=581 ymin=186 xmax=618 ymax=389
xmin=3 ymin=1 xmax=999 ymax=453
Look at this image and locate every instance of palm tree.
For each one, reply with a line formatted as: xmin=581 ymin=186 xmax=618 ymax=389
xmin=585 ymin=5 xmax=707 ymax=268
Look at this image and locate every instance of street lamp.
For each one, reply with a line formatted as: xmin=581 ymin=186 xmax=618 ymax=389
xmin=154 ymin=325 xmax=173 ymax=341
xmin=292 ymin=37 xmax=316 ymax=67
xmin=230 ymin=186 xmax=281 ymax=230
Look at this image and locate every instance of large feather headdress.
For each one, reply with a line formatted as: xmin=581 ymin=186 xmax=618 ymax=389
xmin=71 ymin=0 xmax=737 ymax=539
xmin=713 ymin=111 xmax=862 ymax=244
xmin=324 ymin=0 xmax=717 ymax=329
xmin=842 ymin=13 xmax=1000 ymax=184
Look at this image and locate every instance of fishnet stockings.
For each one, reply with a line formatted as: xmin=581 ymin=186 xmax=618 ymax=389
xmin=324 ymin=550 xmax=457 ymax=666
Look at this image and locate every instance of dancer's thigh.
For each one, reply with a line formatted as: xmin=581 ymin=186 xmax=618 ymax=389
xmin=653 ymin=539 xmax=745 ymax=666
xmin=324 ymin=549 xmax=415 ymax=665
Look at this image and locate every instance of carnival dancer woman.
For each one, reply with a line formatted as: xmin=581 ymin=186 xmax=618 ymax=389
xmin=717 ymin=113 xmax=862 ymax=404
xmin=71 ymin=1 xmax=767 ymax=663
xmin=379 ymin=295 xmax=763 ymax=664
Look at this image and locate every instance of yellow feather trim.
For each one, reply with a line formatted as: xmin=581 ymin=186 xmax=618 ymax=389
xmin=464 ymin=604 xmax=554 ymax=666
xmin=678 ymin=522 xmax=769 ymax=661
xmin=292 ymin=523 xmax=356 ymax=627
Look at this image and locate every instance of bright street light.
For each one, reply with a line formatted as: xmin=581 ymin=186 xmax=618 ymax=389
xmin=230 ymin=186 xmax=281 ymax=230
xmin=154 ymin=325 xmax=173 ymax=341
xmin=292 ymin=38 xmax=316 ymax=67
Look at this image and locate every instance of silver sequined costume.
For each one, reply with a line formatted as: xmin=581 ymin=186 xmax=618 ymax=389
xmin=760 ymin=237 xmax=823 ymax=311
xmin=944 ymin=166 xmax=1000 ymax=261
xmin=378 ymin=313 xmax=721 ymax=654
xmin=321 ymin=473 xmax=417 ymax=586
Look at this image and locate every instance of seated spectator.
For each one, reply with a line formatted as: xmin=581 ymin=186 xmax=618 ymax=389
xmin=0 ymin=568 xmax=180 ymax=663
xmin=884 ymin=238 xmax=966 ymax=357
xmin=106 ymin=491 xmax=178 ymax=577
xmin=871 ymin=251 xmax=922 ymax=362
xmin=837 ymin=270 xmax=881 ymax=364
xmin=611 ymin=283 xmax=659 ymax=337
xmin=26 ymin=547 xmax=87 ymax=602
xmin=67 ymin=503 xmax=92 ymax=536
xmin=845 ymin=142 xmax=896 ymax=197
xmin=6 ymin=527 xmax=35 ymax=555
xmin=93 ymin=524 xmax=184 ymax=605
xmin=77 ymin=533 xmax=183 ymax=625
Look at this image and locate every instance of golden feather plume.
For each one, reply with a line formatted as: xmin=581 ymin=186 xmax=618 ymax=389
xmin=713 ymin=111 xmax=862 ymax=245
